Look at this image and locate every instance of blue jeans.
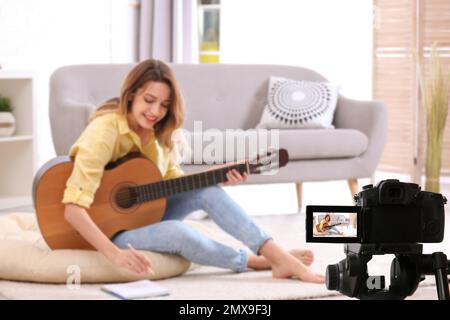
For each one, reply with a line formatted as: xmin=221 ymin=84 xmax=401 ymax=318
xmin=112 ymin=186 xmax=272 ymax=272
xmin=328 ymin=227 xmax=340 ymax=235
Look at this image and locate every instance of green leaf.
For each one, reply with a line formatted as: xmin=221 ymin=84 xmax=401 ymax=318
xmin=0 ymin=95 xmax=13 ymax=112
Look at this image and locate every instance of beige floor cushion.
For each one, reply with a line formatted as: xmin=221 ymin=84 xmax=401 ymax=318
xmin=0 ymin=213 xmax=210 ymax=284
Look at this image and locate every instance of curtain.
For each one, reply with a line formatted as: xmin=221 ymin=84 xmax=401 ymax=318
xmin=138 ymin=0 xmax=198 ymax=63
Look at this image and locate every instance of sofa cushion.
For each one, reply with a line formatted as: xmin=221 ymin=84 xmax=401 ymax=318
xmin=0 ymin=213 xmax=213 ymax=284
xmin=278 ymin=129 xmax=368 ymax=160
xmin=256 ymin=76 xmax=340 ymax=129
xmin=180 ymin=129 xmax=368 ymax=163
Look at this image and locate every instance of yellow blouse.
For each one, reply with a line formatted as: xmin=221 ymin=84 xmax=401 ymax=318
xmin=62 ymin=112 xmax=184 ymax=209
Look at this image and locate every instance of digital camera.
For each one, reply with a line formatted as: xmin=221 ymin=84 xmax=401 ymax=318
xmin=306 ymin=179 xmax=446 ymax=244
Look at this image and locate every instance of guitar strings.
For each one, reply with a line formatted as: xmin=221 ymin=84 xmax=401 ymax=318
xmin=114 ymin=172 xmax=227 ymax=203
xmin=114 ymin=165 xmax=246 ymax=204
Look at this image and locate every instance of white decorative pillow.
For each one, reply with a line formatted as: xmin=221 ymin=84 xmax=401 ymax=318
xmin=256 ymin=76 xmax=340 ymax=129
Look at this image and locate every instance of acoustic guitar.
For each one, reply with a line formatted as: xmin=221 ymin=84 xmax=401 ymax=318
xmin=33 ymin=149 xmax=288 ymax=250
xmin=315 ymin=222 xmax=342 ymax=233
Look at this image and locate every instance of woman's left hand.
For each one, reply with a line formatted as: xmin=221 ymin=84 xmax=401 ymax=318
xmin=223 ymin=169 xmax=248 ymax=186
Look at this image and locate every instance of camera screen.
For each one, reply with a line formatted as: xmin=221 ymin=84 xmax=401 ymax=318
xmin=306 ymin=206 xmax=360 ymax=243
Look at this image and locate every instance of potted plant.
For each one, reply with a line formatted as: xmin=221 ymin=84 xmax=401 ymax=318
xmin=418 ymin=43 xmax=450 ymax=193
xmin=0 ymin=94 xmax=16 ymax=137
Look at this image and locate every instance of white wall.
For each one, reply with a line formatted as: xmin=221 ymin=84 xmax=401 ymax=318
xmin=0 ymin=0 xmax=137 ymax=169
xmin=221 ymin=0 xmax=373 ymax=100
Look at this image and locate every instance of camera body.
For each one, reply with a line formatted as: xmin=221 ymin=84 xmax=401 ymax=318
xmin=355 ymin=179 xmax=445 ymax=243
xmin=306 ymin=179 xmax=446 ymax=244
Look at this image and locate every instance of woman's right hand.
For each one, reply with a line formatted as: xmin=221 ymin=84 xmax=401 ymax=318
xmin=63 ymin=204 xmax=155 ymax=276
xmin=107 ymin=244 xmax=155 ymax=276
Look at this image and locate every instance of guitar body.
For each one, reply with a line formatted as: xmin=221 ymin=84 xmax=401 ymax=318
xmin=315 ymin=223 xmax=321 ymax=233
xmin=33 ymin=154 xmax=166 ymax=250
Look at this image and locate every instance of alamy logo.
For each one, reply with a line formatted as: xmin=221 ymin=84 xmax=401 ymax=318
xmin=66 ymin=265 xmax=81 ymax=290
xmin=175 ymin=121 xmax=281 ymax=174
xmin=366 ymin=276 xmax=384 ymax=290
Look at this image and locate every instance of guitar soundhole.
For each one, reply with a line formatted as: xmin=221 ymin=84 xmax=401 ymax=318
xmin=115 ymin=187 xmax=137 ymax=209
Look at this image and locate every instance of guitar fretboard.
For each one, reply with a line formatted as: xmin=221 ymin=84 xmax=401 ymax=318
xmin=134 ymin=162 xmax=248 ymax=204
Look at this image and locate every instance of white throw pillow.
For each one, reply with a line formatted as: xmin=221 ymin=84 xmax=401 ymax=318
xmin=256 ymin=76 xmax=340 ymax=129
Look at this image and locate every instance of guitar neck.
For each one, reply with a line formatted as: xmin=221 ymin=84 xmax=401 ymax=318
xmin=134 ymin=162 xmax=248 ymax=204
xmin=327 ymin=223 xmax=342 ymax=228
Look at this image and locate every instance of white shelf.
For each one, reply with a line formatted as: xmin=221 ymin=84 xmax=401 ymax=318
xmin=0 ymin=135 xmax=33 ymax=143
xmin=0 ymin=71 xmax=35 ymax=211
xmin=0 ymin=196 xmax=32 ymax=211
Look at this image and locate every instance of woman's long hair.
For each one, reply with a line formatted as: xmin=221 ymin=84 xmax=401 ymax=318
xmin=90 ymin=59 xmax=185 ymax=151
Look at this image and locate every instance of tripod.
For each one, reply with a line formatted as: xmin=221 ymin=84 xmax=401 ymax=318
xmin=326 ymin=243 xmax=450 ymax=300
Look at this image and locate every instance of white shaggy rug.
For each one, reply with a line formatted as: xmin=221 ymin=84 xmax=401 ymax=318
xmin=0 ymin=213 xmax=447 ymax=300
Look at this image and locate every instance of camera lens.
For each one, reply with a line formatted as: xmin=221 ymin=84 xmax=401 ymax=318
xmin=326 ymin=264 xmax=340 ymax=290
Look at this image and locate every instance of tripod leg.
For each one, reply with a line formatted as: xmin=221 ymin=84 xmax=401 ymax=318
xmin=432 ymin=253 xmax=450 ymax=300
xmin=435 ymin=268 xmax=449 ymax=300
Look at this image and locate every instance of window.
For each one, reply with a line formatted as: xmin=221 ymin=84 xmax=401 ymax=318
xmin=198 ymin=0 xmax=221 ymax=63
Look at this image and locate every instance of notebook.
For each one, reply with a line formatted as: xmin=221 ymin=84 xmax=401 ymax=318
xmin=101 ymin=280 xmax=170 ymax=300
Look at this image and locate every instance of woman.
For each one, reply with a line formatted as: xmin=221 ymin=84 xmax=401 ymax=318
xmin=62 ymin=59 xmax=324 ymax=283
xmin=318 ymin=214 xmax=342 ymax=235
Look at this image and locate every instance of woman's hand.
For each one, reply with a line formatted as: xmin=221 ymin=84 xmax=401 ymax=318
xmin=107 ymin=244 xmax=155 ymax=275
xmin=223 ymin=169 xmax=248 ymax=186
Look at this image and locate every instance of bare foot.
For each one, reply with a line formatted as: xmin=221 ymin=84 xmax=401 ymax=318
xmin=253 ymin=240 xmax=325 ymax=283
xmin=271 ymin=253 xmax=325 ymax=283
xmin=289 ymin=249 xmax=314 ymax=266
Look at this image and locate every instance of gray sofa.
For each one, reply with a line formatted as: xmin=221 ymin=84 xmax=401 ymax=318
xmin=49 ymin=63 xmax=388 ymax=209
